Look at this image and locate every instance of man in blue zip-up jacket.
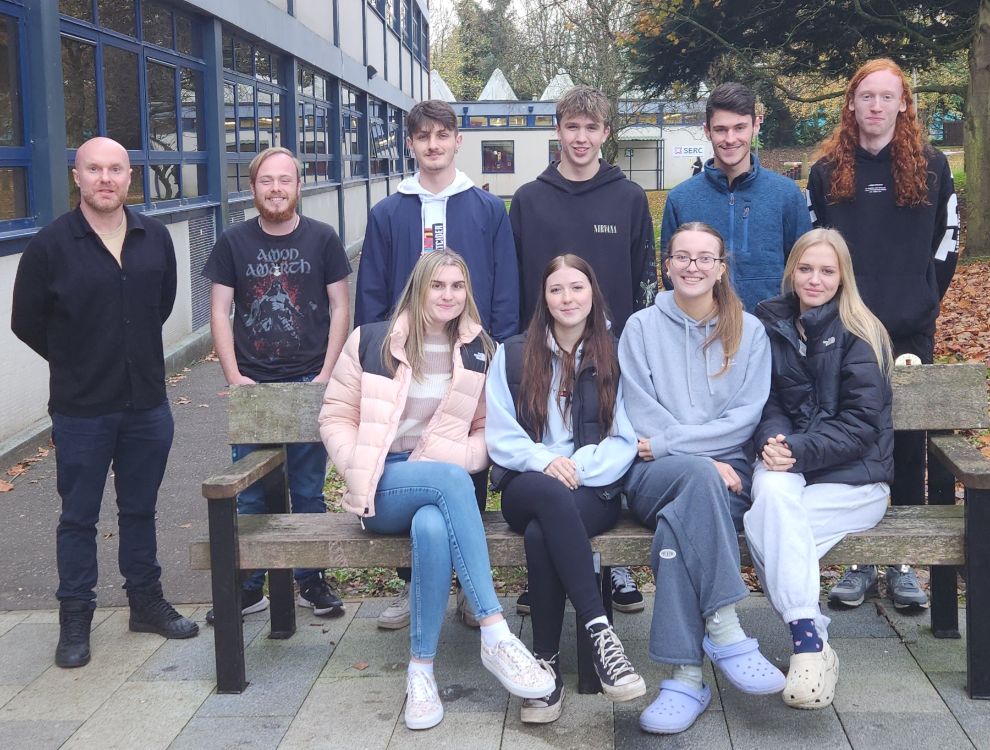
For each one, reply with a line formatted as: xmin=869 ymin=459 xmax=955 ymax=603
xmin=660 ymin=83 xmax=810 ymax=312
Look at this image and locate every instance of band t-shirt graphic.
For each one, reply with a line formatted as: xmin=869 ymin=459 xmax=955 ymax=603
xmin=203 ymin=216 xmax=351 ymax=381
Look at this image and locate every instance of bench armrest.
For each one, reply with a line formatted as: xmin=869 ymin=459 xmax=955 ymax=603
xmin=201 ymin=447 xmax=286 ymax=500
xmin=929 ymin=434 xmax=990 ymax=490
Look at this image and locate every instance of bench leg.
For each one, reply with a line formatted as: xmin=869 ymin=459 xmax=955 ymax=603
xmin=966 ymin=486 xmax=990 ymax=699
xmin=577 ymin=555 xmax=605 ymax=694
xmin=927 ymin=449 xmax=960 ymax=638
xmin=208 ymin=496 xmax=247 ymax=694
xmin=263 ymin=452 xmax=296 ymax=640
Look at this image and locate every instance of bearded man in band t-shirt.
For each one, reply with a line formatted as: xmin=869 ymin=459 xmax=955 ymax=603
xmin=203 ymin=147 xmax=352 ymax=621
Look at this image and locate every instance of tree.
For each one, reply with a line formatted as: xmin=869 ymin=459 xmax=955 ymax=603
xmin=626 ymin=0 xmax=989 ymax=256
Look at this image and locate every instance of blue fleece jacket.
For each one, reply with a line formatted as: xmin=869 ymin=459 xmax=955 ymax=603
xmin=618 ymin=291 xmax=771 ymax=464
xmin=356 ymin=178 xmax=519 ymax=341
xmin=660 ymin=155 xmax=811 ymax=312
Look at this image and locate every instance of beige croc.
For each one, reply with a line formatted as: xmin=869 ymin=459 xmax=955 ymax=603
xmin=783 ymin=642 xmax=838 ymax=709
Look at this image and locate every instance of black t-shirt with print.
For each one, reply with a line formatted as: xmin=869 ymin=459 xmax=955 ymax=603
xmin=203 ymin=216 xmax=351 ymax=381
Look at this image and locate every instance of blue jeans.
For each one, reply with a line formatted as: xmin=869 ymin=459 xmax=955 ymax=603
xmin=364 ymin=454 xmax=503 ymax=660
xmin=235 ymin=374 xmax=328 ymax=589
xmin=52 ymin=402 xmax=174 ymax=604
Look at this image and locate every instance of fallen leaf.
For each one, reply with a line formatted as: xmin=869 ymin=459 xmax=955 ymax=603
xmin=0 ymin=480 xmax=13 ymax=492
xmin=198 ymin=404 xmax=210 ymax=408
xmin=102 ymin=532 xmax=114 ymax=539
xmin=175 ymin=396 xmax=191 ymax=405
xmin=216 ymin=391 xmax=230 ymax=398
xmin=178 ymin=523 xmax=192 ymax=529
xmin=7 ymin=465 xmax=27 ymax=477
xmin=352 ymin=661 xmax=369 ymax=671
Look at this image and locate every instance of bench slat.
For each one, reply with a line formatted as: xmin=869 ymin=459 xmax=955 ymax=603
xmin=201 ymin=448 xmax=284 ymax=500
xmin=930 ymin=434 xmax=990 ymax=490
xmin=190 ymin=505 xmax=964 ymax=570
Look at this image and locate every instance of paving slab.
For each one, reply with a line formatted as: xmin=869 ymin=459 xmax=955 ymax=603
xmin=169 ymin=715 xmax=293 ymax=750
xmin=613 ymin=707 xmax=730 ymax=749
xmin=0 ymin=718 xmax=81 ymax=749
xmin=21 ymin=607 xmax=114 ymax=626
xmin=502 ymin=674 xmax=614 ymax=750
xmin=830 ymin=637 xmax=948 ymax=714
xmin=387 ymin=710 xmax=505 ymax=750
xmin=0 ymin=685 xmax=21 ymax=707
xmin=61 ymin=679 xmax=214 ymax=750
xmin=840 ymin=711 xmax=974 ymax=749
xmin=928 ymin=671 xmax=990 ymax=750
xmin=0 ymin=611 xmax=168 ymax=721
xmin=717 ymin=684 xmax=850 ymax=750
xmin=321 ymin=616 xmax=414 ymax=679
xmin=279 ymin=675 xmax=403 ymax=749
xmin=0 ymin=612 xmax=28 ymax=638
xmin=195 ymin=643 xmax=326 ymax=718
xmin=0 ymin=622 xmax=60 ymax=685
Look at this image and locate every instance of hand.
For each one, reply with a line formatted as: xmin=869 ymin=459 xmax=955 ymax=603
xmin=712 ymin=460 xmax=743 ymax=494
xmin=637 ymin=438 xmax=654 ymax=461
xmin=227 ymin=374 xmax=256 ymax=386
xmin=543 ymin=456 xmax=579 ymax=490
xmin=761 ymin=434 xmax=795 ymax=472
xmin=312 ymin=370 xmax=332 ymax=384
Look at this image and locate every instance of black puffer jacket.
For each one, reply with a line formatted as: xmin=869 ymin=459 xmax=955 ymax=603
xmin=754 ymin=294 xmax=893 ymax=485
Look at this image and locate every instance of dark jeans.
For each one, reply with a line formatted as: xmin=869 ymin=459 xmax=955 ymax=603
xmin=891 ymin=332 xmax=935 ymax=507
xmin=501 ymin=472 xmax=620 ymax=657
xmin=52 ymin=401 xmax=174 ymax=604
xmin=397 ymin=468 xmax=488 ymax=584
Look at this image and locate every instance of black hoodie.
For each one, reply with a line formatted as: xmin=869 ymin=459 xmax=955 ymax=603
xmin=808 ymin=145 xmax=959 ymax=340
xmin=509 ymin=160 xmax=657 ymax=335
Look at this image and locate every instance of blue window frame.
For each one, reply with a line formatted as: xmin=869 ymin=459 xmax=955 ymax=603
xmin=368 ymin=98 xmax=389 ymax=177
xmin=297 ymin=64 xmax=336 ymax=185
xmin=59 ymin=1 xmax=210 ymax=209
xmin=0 ymin=3 xmax=32 ymax=230
xmin=340 ymin=84 xmax=366 ymax=180
xmin=387 ymin=105 xmax=403 ymax=174
xmin=222 ymin=30 xmax=286 ymax=195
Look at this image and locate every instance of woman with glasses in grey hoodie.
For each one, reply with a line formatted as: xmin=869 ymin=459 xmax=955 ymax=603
xmin=618 ymin=222 xmax=783 ymax=735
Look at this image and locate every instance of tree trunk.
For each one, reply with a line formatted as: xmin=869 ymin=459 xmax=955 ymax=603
xmin=964 ymin=0 xmax=990 ymax=256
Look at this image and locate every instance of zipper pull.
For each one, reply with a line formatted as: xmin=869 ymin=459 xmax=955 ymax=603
xmin=729 ymin=194 xmax=735 ymax=206
xmin=743 ymin=206 xmax=750 ymax=218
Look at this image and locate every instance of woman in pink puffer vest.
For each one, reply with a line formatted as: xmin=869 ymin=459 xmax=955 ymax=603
xmin=319 ymin=250 xmax=554 ymax=731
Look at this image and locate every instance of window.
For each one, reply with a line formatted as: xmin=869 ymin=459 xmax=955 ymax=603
xmin=509 ymin=115 xmax=526 ymax=127
xmin=368 ymin=0 xmax=386 ymax=18
xmin=340 ymin=85 xmax=366 ymax=179
xmin=368 ymin=98 xmax=389 ymax=177
xmin=535 ymin=115 xmax=554 ymax=127
xmin=482 ymin=141 xmax=514 ymax=174
xmin=387 ymin=106 xmax=402 ymax=173
xmin=402 ymin=0 xmax=411 ymax=46
xmin=467 ymin=116 xmax=485 ymax=128
xmin=548 ymin=139 xmax=561 ymax=164
xmin=297 ymin=65 xmax=335 ymax=184
xmin=0 ymin=9 xmax=29 ymax=226
xmin=488 ymin=116 xmax=507 ymax=127
xmin=60 ymin=2 xmax=209 ymax=207
xmin=222 ymin=30 xmax=286 ymax=193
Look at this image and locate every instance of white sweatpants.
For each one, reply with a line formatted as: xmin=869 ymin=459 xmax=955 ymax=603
xmin=743 ymin=463 xmax=889 ymax=640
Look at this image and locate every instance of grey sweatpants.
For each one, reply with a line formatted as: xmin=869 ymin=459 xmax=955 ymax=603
xmin=625 ymin=454 xmax=752 ymax=665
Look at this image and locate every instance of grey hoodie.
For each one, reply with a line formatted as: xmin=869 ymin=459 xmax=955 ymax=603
xmin=618 ymin=291 xmax=771 ymax=463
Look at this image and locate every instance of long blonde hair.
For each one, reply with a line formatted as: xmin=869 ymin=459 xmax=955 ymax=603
xmin=782 ymin=228 xmax=893 ymax=373
xmin=666 ymin=222 xmax=744 ymax=376
xmin=383 ymin=249 xmax=494 ymax=378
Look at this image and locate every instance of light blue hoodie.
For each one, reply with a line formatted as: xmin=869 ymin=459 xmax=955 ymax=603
xmin=618 ymin=291 xmax=771 ymax=463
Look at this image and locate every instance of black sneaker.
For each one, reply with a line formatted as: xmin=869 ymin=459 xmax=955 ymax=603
xmin=55 ymin=601 xmax=93 ymax=668
xmin=205 ymin=587 xmax=270 ymax=625
xmin=587 ymin=622 xmax=646 ymax=701
xmin=129 ymin=585 xmax=199 ymax=639
xmin=610 ymin=567 xmax=645 ymax=613
xmin=827 ymin=565 xmax=878 ymax=608
xmin=297 ymin=573 xmax=345 ymax=617
xmin=520 ymin=655 xmax=564 ymax=724
xmin=516 ymin=589 xmax=530 ymax=615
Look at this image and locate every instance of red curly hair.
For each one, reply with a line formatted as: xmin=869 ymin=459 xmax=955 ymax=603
xmin=816 ymin=59 xmax=930 ymax=208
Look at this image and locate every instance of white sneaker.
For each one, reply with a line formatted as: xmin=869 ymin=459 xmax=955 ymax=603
xmin=481 ymin=634 xmax=556 ymax=699
xmin=404 ymin=669 xmax=443 ymax=730
xmin=378 ymin=584 xmax=410 ymax=630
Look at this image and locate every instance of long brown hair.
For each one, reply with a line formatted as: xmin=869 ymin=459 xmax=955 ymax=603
xmin=383 ymin=249 xmax=493 ymax=379
xmin=519 ymin=254 xmax=619 ymax=439
xmin=815 ymin=58 xmax=930 ymax=208
xmin=666 ymin=222 xmax=744 ymax=376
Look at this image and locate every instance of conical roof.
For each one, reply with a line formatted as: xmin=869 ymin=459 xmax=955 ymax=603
xmin=478 ymin=68 xmax=518 ymax=101
xmin=430 ymin=69 xmax=456 ymax=102
xmin=540 ymin=70 xmax=574 ymax=100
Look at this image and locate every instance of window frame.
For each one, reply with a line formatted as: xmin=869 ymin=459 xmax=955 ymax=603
xmin=481 ymin=140 xmax=514 ymax=174
xmin=297 ymin=64 xmax=337 ymax=186
xmin=0 ymin=4 xmax=33 ymax=230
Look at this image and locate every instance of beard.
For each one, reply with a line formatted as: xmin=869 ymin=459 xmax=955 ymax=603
xmin=255 ymin=190 xmax=298 ymax=224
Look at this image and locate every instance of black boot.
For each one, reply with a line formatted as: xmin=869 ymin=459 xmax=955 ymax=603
xmin=128 ymin=582 xmax=199 ymax=639
xmin=55 ymin=600 xmax=94 ymax=668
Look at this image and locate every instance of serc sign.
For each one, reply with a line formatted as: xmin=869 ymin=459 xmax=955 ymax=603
xmin=673 ymin=145 xmax=705 ymax=157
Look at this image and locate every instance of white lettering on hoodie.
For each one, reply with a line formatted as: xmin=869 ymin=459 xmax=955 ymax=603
xmin=397 ymin=170 xmax=476 ymax=254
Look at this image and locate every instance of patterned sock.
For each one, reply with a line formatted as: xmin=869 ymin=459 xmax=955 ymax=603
xmin=705 ymin=604 xmax=746 ymax=646
xmin=671 ymin=664 xmax=704 ymax=692
xmin=788 ymin=618 xmax=823 ymax=654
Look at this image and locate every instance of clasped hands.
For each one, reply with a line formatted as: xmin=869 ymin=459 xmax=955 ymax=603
xmin=761 ymin=434 xmax=795 ymax=472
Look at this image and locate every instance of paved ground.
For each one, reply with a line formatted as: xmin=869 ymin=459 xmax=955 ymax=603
xmin=0 ymin=595 xmax=987 ymax=749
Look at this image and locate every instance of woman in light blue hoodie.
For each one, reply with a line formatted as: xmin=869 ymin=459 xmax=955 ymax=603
xmin=618 ymin=222 xmax=782 ymax=735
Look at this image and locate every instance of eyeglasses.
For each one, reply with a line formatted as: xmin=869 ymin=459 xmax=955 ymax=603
xmin=667 ymin=254 xmax=722 ymax=271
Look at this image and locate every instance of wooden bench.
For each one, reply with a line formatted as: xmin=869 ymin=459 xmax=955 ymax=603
xmin=191 ymin=364 xmax=990 ymax=698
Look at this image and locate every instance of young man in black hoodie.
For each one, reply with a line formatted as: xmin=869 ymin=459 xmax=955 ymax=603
xmin=808 ymin=59 xmax=960 ymax=611
xmin=510 ymin=85 xmax=658 ymax=614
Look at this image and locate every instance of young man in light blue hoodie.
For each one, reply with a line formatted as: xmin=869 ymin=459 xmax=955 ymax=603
xmin=659 ymin=83 xmax=811 ymax=312
xmin=357 ymin=100 xmax=519 ymax=630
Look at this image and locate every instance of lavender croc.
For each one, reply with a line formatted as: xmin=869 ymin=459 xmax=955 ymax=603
xmin=639 ymin=680 xmax=711 ymax=735
xmin=703 ymin=636 xmax=786 ymax=695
